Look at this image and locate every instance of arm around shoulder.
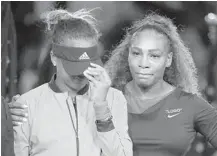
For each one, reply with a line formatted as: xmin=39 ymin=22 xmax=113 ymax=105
xmin=13 ymin=96 xmax=30 ymax=156
xmin=1 ymin=97 xmax=15 ymax=156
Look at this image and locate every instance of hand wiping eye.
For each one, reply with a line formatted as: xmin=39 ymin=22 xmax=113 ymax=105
xmin=85 ymin=69 xmax=100 ymax=77
xmin=83 ymin=63 xmax=111 ymax=102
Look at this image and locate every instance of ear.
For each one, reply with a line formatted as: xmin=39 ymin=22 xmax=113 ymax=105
xmin=166 ymin=52 xmax=173 ymax=67
xmin=50 ymin=51 xmax=57 ymax=66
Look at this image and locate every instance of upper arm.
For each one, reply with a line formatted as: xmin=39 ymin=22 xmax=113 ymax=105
xmin=13 ymin=97 xmax=30 ymax=156
xmin=193 ymin=96 xmax=217 ymax=148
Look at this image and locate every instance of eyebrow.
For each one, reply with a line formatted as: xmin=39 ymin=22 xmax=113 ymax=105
xmin=130 ymin=47 xmax=141 ymax=51
xmin=148 ymin=49 xmax=162 ymax=53
xmin=131 ymin=46 xmax=162 ymax=53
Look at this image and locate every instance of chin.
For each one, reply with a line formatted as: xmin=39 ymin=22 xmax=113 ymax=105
xmin=136 ymin=79 xmax=153 ymax=88
xmin=72 ymin=80 xmax=87 ymax=87
xmin=67 ymin=83 xmax=84 ymax=92
xmin=67 ymin=79 xmax=88 ymax=89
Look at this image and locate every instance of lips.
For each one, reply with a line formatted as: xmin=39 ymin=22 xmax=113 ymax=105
xmin=136 ymin=72 xmax=153 ymax=78
xmin=136 ymin=72 xmax=153 ymax=76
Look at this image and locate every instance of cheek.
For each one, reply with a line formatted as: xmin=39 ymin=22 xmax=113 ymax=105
xmin=128 ymin=56 xmax=138 ymax=72
xmin=151 ymin=59 xmax=167 ymax=76
xmin=57 ymin=65 xmax=71 ymax=79
xmin=82 ymin=79 xmax=89 ymax=85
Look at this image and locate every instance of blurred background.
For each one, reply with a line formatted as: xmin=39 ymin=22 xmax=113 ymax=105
xmin=1 ymin=1 xmax=217 ymax=155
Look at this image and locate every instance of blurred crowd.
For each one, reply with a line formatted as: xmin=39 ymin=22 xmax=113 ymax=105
xmin=1 ymin=1 xmax=217 ymax=155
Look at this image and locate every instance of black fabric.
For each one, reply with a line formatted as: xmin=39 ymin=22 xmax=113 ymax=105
xmin=96 ymin=119 xmax=115 ymax=132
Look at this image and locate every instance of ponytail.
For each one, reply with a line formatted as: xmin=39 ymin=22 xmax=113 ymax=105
xmin=40 ymin=8 xmax=99 ymax=31
xmin=39 ymin=8 xmax=101 ymax=45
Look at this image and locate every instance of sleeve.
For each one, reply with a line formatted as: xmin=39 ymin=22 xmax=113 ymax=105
xmin=193 ymin=95 xmax=217 ymax=149
xmin=13 ymin=97 xmax=30 ymax=156
xmin=95 ymin=91 xmax=133 ymax=156
xmin=1 ymin=97 xmax=15 ymax=156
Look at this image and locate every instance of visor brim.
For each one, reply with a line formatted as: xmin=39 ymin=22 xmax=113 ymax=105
xmin=61 ymin=59 xmax=103 ymax=76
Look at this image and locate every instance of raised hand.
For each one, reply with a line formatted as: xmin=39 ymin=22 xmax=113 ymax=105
xmin=83 ymin=63 xmax=111 ymax=102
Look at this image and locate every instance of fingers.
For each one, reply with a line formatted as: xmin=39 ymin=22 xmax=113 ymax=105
xmin=86 ymin=68 xmax=100 ymax=76
xmin=89 ymin=63 xmax=104 ymax=74
xmin=86 ymin=67 xmax=102 ymax=80
xmin=87 ymin=68 xmax=101 ymax=74
xmin=88 ymin=64 xmax=111 ymax=84
xmin=11 ymin=115 xmax=27 ymax=122
xmin=90 ymin=62 xmax=103 ymax=69
xmin=11 ymin=94 xmax=21 ymax=102
xmin=10 ymin=108 xmax=28 ymax=117
xmin=12 ymin=121 xmax=23 ymax=126
xmin=11 ymin=115 xmax=27 ymax=126
xmin=8 ymin=101 xmax=28 ymax=109
xmin=83 ymin=70 xmax=98 ymax=85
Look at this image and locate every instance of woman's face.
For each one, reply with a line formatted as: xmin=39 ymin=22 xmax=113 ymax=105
xmin=56 ymin=58 xmax=88 ymax=91
xmin=51 ymin=39 xmax=95 ymax=91
xmin=128 ymin=29 xmax=172 ymax=88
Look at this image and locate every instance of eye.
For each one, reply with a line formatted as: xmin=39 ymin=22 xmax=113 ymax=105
xmin=150 ymin=54 xmax=160 ymax=58
xmin=132 ymin=51 xmax=140 ymax=56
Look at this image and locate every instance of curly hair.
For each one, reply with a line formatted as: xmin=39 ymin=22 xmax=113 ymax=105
xmin=104 ymin=13 xmax=200 ymax=95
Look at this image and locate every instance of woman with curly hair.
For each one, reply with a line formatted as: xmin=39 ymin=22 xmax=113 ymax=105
xmin=105 ymin=14 xmax=217 ymax=155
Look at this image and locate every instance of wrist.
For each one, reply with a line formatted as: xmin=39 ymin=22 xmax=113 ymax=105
xmin=93 ymin=101 xmax=111 ymax=120
xmin=95 ymin=115 xmax=114 ymax=132
xmin=92 ymin=88 xmax=109 ymax=102
xmin=96 ymin=115 xmax=113 ymax=123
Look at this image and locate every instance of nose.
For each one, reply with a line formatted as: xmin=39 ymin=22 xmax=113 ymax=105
xmin=138 ymin=55 xmax=150 ymax=69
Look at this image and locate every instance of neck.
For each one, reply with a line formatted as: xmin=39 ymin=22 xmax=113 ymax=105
xmin=55 ymin=75 xmax=78 ymax=97
xmin=131 ymin=79 xmax=173 ymax=99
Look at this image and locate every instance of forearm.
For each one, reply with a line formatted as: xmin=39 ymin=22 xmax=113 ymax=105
xmin=96 ymin=125 xmax=132 ymax=156
xmin=94 ymin=101 xmax=132 ymax=156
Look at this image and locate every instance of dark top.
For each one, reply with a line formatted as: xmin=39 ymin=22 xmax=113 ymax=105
xmin=126 ymin=88 xmax=217 ymax=156
xmin=1 ymin=97 xmax=15 ymax=156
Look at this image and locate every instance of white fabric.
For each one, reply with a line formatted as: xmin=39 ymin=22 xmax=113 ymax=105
xmin=13 ymin=83 xmax=132 ymax=156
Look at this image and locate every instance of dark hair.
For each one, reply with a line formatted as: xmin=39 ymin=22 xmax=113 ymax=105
xmin=105 ymin=13 xmax=200 ymax=95
xmin=40 ymin=9 xmax=100 ymax=46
